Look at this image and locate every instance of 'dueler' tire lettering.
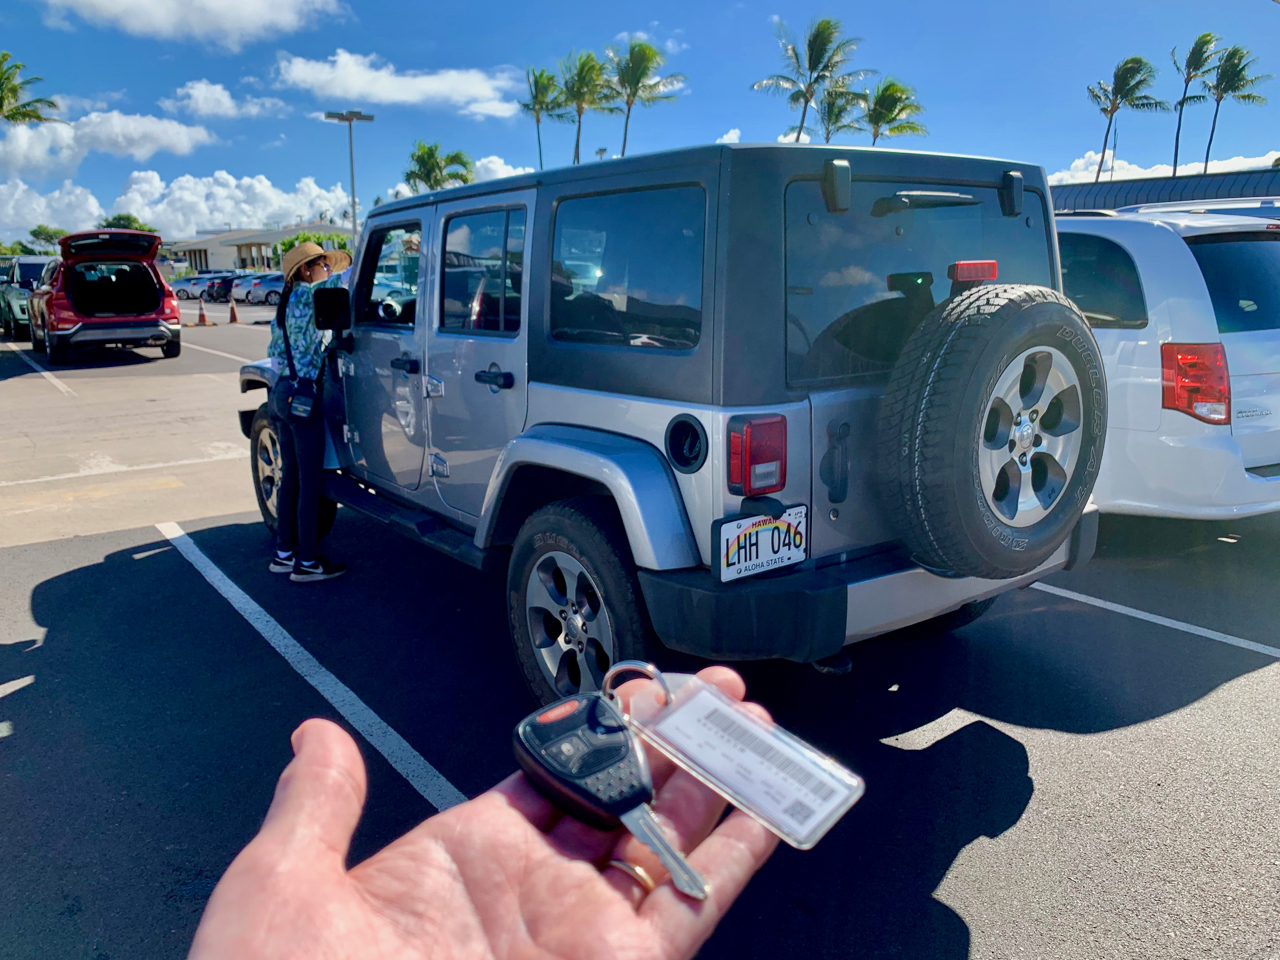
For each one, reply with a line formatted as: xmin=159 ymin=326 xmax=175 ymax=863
xmin=878 ymin=284 xmax=1106 ymax=580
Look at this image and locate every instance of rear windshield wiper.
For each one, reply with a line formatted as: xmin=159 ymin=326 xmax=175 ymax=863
xmin=872 ymin=191 xmax=981 ymax=217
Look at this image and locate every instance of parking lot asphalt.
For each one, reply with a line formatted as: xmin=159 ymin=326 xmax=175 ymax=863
xmin=2 ymin=331 xmax=1280 ymax=960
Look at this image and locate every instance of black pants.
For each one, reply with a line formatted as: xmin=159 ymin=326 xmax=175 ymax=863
xmin=272 ymin=397 xmax=326 ymax=563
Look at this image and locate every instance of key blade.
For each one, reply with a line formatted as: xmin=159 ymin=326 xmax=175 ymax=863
xmin=619 ymin=805 xmax=708 ymax=900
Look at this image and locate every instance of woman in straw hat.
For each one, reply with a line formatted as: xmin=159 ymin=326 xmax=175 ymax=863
xmin=267 ymin=240 xmax=352 ymax=583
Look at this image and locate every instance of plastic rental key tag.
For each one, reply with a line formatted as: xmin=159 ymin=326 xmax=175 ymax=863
xmin=625 ymin=673 xmax=865 ymax=850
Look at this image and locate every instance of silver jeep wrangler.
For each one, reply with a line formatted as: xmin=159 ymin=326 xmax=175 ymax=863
xmin=239 ymin=145 xmax=1105 ymax=704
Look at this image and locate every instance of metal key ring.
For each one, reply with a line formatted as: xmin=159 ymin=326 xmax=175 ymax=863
xmin=601 ymin=660 xmax=673 ymax=708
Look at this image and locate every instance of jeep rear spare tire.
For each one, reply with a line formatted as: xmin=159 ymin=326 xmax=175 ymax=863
xmin=878 ymin=284 xmax=1105 ymax=580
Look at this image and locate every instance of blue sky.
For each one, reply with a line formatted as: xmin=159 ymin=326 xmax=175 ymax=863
xmin=1 ymin=0 xmax=1277 ymax=239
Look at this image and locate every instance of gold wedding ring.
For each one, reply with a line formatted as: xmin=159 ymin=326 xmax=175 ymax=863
xmin=608 ymin=859 xmax=657 ymax=894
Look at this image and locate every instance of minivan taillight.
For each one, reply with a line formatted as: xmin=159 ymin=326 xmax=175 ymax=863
xmin=1162 ymin=342 xmax=1230 ymax=424
xmin=727 ymin=415 xmax=787 ymax=496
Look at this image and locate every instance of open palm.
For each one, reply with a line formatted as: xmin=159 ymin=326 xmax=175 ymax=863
xmin=189 ymin=666 xmax=779 ymax=960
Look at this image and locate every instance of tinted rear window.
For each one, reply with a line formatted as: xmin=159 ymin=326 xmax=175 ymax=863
xmin=550 ymin=186 xmax=705 ymax=350
xmin=784 ymin=180 xmax=1053 ymax=385
xmin=1059 ymin=232 xmax=1148 ymax=328
xmin=17 ymin=263 xmax=45 ymax=282
xmin=1186 ymin=233 xmax=1280 ymax=333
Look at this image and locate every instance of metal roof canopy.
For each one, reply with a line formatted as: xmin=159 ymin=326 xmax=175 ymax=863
xmin=1050 ymin=168 xmax=1280 ymax=212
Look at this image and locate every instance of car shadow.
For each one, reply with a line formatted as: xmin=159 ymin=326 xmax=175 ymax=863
xmin=44 ymin=345 xmax=162 ymax=369
xmin=6 ymin=512 xmax=1273 ymax=959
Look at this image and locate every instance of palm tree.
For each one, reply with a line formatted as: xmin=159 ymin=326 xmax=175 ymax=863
xmin=604 ymin=40 xmax=686 ymax=157
xmin=1170 ymin=33 xmax=1221 ymax=175
xmin=1202 ymin=46 xmax=1271 ymax=175
xmin=518 ymin=68 xmax=571 ymax=171
xmin=560 ymin=51 xmax=620 ymax=164
xmin=752 ymin=18 xmax=872 ymax=143
xmin=404 ymin=142 xmax=473 ymax=194
xmin=0 ymin=52 xmax=60 ymax=125
xmin=1087 ymin=58 xmax=1169 ymax=183
xmin=811 ymin=86 xmax=866 ymax=143
xmin=861 ymin=78 xmax=927 ymax=146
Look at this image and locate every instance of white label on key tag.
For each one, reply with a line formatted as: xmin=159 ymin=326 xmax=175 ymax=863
xmin=626 ymin=678 xmax=864 ymax=850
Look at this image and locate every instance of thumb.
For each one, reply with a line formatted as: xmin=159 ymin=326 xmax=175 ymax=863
xmin=257 ymin=718 xmax=368 ymax=866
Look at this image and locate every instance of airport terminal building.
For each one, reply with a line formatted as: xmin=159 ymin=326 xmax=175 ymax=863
xmin=1049 ymin=168 xmax=1280 ymax=213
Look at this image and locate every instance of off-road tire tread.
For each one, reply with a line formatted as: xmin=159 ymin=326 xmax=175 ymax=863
xmin=879 ymin=284 xmax=1093 ymax=579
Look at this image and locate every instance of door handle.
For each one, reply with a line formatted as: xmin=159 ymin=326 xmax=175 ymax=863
xmin=474 ymin=369 xmax=515 ymax=389
xmin=390 ymin=356 xmax=420 ymax=374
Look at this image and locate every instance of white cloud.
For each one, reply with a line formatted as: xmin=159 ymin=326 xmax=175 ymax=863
xmin=0 ymin=111 xmax=214 ymax=178
xmin=615 ymin=30 xmax=652 ymax=42
xmin=665 ymin=38 xmax=689 ymax=54
xmin=386 ymin=183 xmax=414 ymax=201
xmin=778 ymin=131 xmax=811 ymax=143
xmin=1049 ymin=150 xmax=1280 ymax=185
xmin=716 ymin=128 xmax=741 ymax=144
xmin=109 ymin=170 xmax=350 ymax=238
xmin=38 ymin=0 xmax=344 ymax=51
xmin=52 ymin=90 xmax=126 ymax=117
xmin=160 ymin=80 xmax=288 ymax=119
xmin=277 ymin=49 xmax=519 ymax=119
xmin=473 ymin=156 xmax=534 ymax=182
xmin=0 ymin=178 xmax=105 ymax=235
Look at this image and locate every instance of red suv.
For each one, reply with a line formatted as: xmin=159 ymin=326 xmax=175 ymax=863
xmin=28 ymin=230 xmax=181 ymax=364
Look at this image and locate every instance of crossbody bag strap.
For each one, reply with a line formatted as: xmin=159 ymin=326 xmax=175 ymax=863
xmin=277 ymin=286 xmax=300 ymax=382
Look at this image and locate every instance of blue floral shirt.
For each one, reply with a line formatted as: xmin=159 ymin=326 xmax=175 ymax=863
xmin=268 ymin=274 xmax=345 ymax=381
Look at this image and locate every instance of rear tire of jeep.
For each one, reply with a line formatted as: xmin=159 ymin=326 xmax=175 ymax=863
xmin=508 ymin=496 xmax=663 ymax=705
xmin=250 ymin=406 xmax=337 ymax=541
xmin=878 ymin=284 xmax=1106 ymax=580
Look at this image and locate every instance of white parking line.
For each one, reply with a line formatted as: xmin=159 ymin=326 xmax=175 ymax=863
xmin=0 ymin=450 xmax=247 ymax=487
xmin=2 ymin=342 xmax=76 ymax=397
xmin=183 ymin=342 xmax=253 ymax=363
xmin=156 ymin=521 xmax=468 ymax=811
xmin=1032 ymin=582 xmax=1280 ymax=659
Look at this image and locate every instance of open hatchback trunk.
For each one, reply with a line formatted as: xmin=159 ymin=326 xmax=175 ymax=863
xmin=58 ymin=230 xmax=164 ymax=318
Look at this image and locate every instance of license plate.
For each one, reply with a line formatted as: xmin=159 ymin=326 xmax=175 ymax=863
xmin=716 ymin=506 xmax=807 ymax=583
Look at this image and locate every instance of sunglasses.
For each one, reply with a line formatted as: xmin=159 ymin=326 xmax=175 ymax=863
xmin=305 ymin=258 xmax=333 ymax=273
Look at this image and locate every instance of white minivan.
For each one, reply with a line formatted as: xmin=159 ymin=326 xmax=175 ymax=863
xmin=1057 ymin=208 xmax=1280 ymax=518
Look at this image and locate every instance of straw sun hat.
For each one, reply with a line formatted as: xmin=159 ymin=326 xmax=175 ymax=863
xmin=281 ymin=241 xmax=352 ymax=283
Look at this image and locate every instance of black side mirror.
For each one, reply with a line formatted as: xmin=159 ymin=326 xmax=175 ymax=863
xmin=314 ymin=286 xmax=352 ymax=331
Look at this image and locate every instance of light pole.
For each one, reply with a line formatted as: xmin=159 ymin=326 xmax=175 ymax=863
xmin=324 ymin=110 xmax=375 ymax=235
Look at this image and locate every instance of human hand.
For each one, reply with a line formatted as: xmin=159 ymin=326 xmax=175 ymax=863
xmin=188 ymin=666 xmax=780 ymax=960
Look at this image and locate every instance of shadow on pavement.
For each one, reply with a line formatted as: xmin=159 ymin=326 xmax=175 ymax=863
xmin=4 ymin=510 xmax=1273 ymax=959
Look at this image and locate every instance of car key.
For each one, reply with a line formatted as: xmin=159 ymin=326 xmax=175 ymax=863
xmin=513 ymin=692 xmax=708 ymax=899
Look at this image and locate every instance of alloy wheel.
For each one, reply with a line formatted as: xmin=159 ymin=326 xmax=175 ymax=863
xmin=524 ymin=550 xmax=616 ymax=696
xmin=255 ymin=421 xmax=282 ymax=520
xmin=978 ymin=346 xmax=1084 ymax=528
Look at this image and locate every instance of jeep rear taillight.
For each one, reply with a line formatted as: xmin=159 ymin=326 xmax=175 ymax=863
xmin=1162 ymin=342 xmax=1230 ymax=424
xmin=728 ymin=415 xmax=787 ymax=496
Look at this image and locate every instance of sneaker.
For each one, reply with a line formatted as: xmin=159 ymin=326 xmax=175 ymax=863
xmin=269 ymin=552 xmax=295 ymax=574
xmin=290 ymin=558 xmax=348 ymax=583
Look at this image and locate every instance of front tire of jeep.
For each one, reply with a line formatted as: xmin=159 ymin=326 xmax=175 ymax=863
xmin=879 ymin=284 xmax=1106 ymax=580
xmin=249 ymin=406 xmax=337 ymax=541
xmin=508 ymin=496 xmax=662 ymax=704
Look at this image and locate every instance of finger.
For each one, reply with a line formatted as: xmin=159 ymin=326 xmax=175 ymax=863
xmin=255 ymin=718 xmax=367 ymax=866
xmin=639 ymin=809 xmax=780 ymax=945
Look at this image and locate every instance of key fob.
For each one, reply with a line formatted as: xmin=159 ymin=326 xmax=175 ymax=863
xmin=513 ymin=693 xmax=654 ymax=831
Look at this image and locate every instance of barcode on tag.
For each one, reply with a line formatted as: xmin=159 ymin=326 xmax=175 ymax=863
xmin=703 ymin=707 xmax=836 ymax=802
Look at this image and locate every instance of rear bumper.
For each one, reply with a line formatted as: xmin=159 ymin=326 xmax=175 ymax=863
xmin=640 ymin=508 xmax=1096 ymax=662
xmin=53 ymin=320 xmax=179 ymax=348
xmin=1093 ymin=425 xmax=1280 ymax=519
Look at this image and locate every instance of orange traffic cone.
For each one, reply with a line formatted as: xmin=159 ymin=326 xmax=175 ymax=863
xmin=229 ymin=299 xmax=240 ymax=324
xmin=197 ymin=298 xmax=215 ymax=326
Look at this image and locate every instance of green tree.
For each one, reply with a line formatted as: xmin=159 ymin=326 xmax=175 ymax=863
xmin=1087 ymin=57 xmax=1169 ymax=183
xmin=560 ymin=51 xmax=620 ymax=164
xmin=605 ymin=40 xmax=685 ymax=157
xmin=752 ymin=18 xmax=871 ymax=143
xmin=404 ymin=141 xmax=473 ymax=194
xmin=810 ymin=86 xmax=866 ymax=143
xmin=1171 ymin=33 xmax=1221 ymax=175
xmin=0 ymin=52 xmax=60 ymax=125
xmin=1273 ymin=155 xmax=1280 ymax=169
xmin=861 ymin=78 xmax=927 ymax=146
xmin=28 ymin=224 xmax=67 ymax=250
xmin=98 ymin=212 xmax=156 ymax=231
xmin=1202 ymin=46 xmax=1271 ymax=175
xmin=518 ymin=68 xmax=571 ymax=170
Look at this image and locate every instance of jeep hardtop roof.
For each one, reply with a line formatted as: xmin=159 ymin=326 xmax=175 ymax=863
xmin=368 ymin=143 xmax=1049 ymax=219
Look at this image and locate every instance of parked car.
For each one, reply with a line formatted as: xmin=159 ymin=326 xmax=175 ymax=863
xmin=201 ymin=273 xmax=237 ymax=302
xmin=27 ymin=230 xmax=181 ymax=364
xmin=238 ymin=144 xmax=1105 ymax=703
xmin=246 ymin=272 xmax=285 ymax=305
xmin=1114 ymin=197 xmax=1280 ymax=222
xmin=170 ymin=274 xmax=209 ymax=299
xmin=0 ymin=255 xmax=56 ymax=340
xmin=231 ymin=274 xmax=260 ymax=302
xmin=1058 ymin=209 xmax=1280 ymax=518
